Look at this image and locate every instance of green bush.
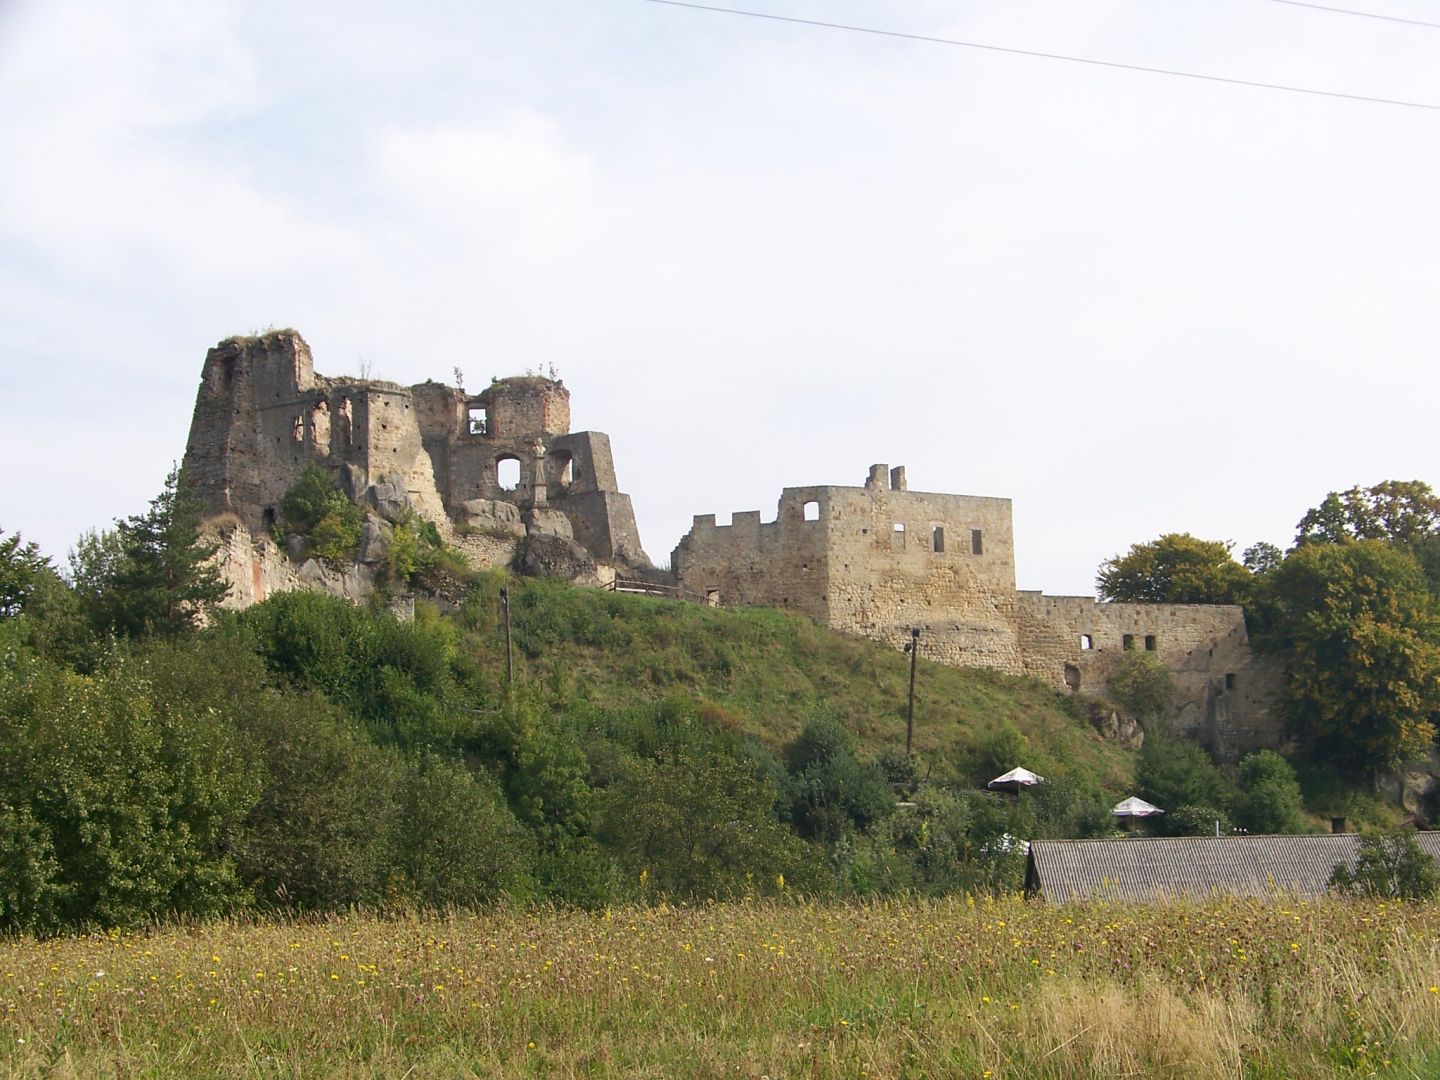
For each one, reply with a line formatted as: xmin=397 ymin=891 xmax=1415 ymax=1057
xmin=1232 ymin=750 xmax=1304 ymax=834
xmin=1107 ymin=651 xmax=1175 ymax=724
xmin=1330 ymin=830 xmax=1440 ymax=899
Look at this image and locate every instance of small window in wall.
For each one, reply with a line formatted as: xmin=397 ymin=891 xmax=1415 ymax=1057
xmin=1080 ymin=633 xmax=1093 ymax=651
xmin=971 ymin=529 xmax=984 ymax=556
xmin=1122 ymin=634 xmax=1135 ymax=651
xmin=496 ymin=456 xmax=521 ymax=491
xmin=1144 ymin=635 xmax=1157 ymax=652
xmin=705 ymin=587 xmax=720 ymax=607
xmin=803 ymin=500 xmax=820 ymax=522
xmin=932 ymin=526 xmax=945 ymax=553
xmin=468 ymin=407 xmax=488 ymax=436
xmin=892 ymin=522 xmax=906 ymax=551
xmin=1225 ymin=672 xmax=1237 ymax=690
xmin=1063 ymin=663 xmax=1081 ymax=691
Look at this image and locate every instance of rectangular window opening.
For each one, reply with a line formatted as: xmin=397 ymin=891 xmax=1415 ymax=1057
xmin=1122 ymin=633 xmax=1135 ymax=651
xmin=803 ymin=500 xmax=820 ymax=522
xmin=970 ymin=529 xmax=983 ymax=556
xmin=1225 ymin=672 xmax=1237 ymax=690
xmin=932 ymin=526 xmax=945 ymax=553
xmin=468 ymin=407 xmax=488 ymax=436
xmin=1080 ymin=634 xmax=1093 ymax=651
xmin=892 ymin=522 xmax=906 ymax=551
xmin=1144 ymin=634 xmax=1157 ymax=652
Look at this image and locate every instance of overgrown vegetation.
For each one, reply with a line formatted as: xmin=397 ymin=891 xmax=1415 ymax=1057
xmin=0 ymin=472 xmax=1431 ymax=929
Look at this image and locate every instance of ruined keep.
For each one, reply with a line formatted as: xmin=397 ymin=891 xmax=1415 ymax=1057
xmin=182 ymin=330 xmax=650 ymax=605
xmin=672 ymin=465 xmax=1282 ymax=756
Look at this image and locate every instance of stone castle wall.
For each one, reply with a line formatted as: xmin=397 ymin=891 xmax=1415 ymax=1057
xmin=182 ymin=332 xmax=651 ymax=597
xmin=674 ymin=464 xmax=1285 ymax=755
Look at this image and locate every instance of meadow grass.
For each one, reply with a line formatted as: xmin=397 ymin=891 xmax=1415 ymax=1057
xmin=4 ymin=895 xmax=1440 ymax=1078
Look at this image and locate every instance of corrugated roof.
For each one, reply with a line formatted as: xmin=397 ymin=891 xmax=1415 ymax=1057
xmin=1027 ymin=833 xmax=1440 ymax=902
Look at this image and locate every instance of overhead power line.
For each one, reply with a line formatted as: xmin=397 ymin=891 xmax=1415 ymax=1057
xmin=1269 ymin=0 xmax=1440 ymax=31
xmin=640 ymin=0 xmax=1440 ymax=112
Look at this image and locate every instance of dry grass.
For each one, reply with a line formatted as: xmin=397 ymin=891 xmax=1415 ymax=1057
xmin=4 ymin=895 xmax=1440 ymax=1078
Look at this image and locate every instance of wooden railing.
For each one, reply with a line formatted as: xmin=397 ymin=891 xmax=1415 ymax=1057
xmin=603 ymin=578 xmax=716 ymax=605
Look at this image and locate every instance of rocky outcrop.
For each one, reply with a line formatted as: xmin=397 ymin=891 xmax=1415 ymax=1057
xmin=518 ymin=534 xmax=598 ymax=584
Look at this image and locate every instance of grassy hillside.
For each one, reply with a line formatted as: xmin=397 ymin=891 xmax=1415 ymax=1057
xmin=452 ymin=573 xmax=1137 ymax=796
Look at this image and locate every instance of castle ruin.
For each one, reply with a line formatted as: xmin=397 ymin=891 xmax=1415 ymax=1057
xmin=182 ymin=330 xmax=1280 ymax=755
xmin=182 ymin=330 xmax=651 ymax=606
xmin=671 ymin=465 xmax=1282 ymax=755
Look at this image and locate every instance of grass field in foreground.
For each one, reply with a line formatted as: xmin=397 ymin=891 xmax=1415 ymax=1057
xmin=5 ymin=896 xmax=1440 ymax=1079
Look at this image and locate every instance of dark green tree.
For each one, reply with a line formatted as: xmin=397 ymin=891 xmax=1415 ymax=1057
xmin=83 ymin=467 xmax=229 ymax=640
xmin=783 ymin=715 xmax=894 ymax=843
xmin=1136 ymin=732 xmax=1233 ymax=835
xmin=1330 ymin=830 xmax=1440 ymax=899
xmin=1295 ymin=481 xmax=1440 ymax=549
xmin=602 ymin=747 xmax=799 ymax=900
xmin=1261 ymin=540 xmax=1440 ymax=772
xmin=1097 ymin=533 xmax=1254 ymax=607
xmin=0 ymin=529 xmax=51 ymax=619
xmin=1231 ymin=750 xmax=1304 ymax=834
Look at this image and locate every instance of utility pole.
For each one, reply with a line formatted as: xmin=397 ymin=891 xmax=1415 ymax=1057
xmin=904 ymin=627 xmax=920 ymax=757
xmin=500 ymin=585 xmax=514 ymax=686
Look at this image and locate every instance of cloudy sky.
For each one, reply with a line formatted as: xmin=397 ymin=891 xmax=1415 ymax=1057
xmin=2 ymin=0 xmax=1437 ymax=595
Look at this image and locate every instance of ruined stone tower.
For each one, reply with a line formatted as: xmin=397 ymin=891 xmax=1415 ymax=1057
xmin=182 ymin=329 xmax=650 ymax=605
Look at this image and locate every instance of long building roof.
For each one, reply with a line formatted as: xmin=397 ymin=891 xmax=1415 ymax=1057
xmin=1026 ymin=833 xmax=1440 ymax=902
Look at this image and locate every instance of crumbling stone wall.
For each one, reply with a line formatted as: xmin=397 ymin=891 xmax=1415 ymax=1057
xmin=1015 ymin=593 xmax=1283 ymax=754
xmin=674 ymin=465 xmax=1284 ymax=756
xmin=182 ymin=330 xmax=652 ymax=605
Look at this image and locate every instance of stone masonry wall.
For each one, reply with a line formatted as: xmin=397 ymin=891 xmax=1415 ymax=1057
xmin=1015 ymin=592 xmax=1283 ymax=755
xmin=820 ymin=466 xmax=1022 ymax=673
xmin=673 ymin=464 xmax=1281 ymax=757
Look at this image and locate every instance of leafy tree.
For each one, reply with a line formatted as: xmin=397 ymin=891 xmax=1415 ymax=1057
xmin=1106 ymin=652 xmax=1175 ymax=725
xmin=1261 ymin=540 xmax=1440 ymax=772
xmin=79 ymin=467 xmax=229 ymax=640
xmin=1136 ymin=732 xmax=1232 ymax=835
xmin=390 ymin=758 xmax=536 ymax=907
xmin=0 ymin=529 xmax=51 ymax=619
xmin=1097 ymin=533 xmax=1254 ymax=607
xmin=602 ymin=747 xmax=799 ymax=900
xmin=1242 ymin=542 xmax=1283 ymax=576
xmin=969 ymin=720 xmax=1029 ymax=785
xmin=1295 ymin=481 xmax=1440 ymax=549
xmin=782 ymin=715 xmax=894 ymax=843
xmin=1231 ymin=750 xmax=1304 ymax=834
xmin=1330 ymin=829 xmax=1440 ymax=899
xmin=241 ymin=592 xmax=467 ymax=748
xmin=0 ymin=645 xmax=261 ymax=929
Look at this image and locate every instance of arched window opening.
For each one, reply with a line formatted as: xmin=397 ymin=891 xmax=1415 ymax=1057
xmin=496 ymin=456 xmax=521 ymax=491
xmin=551 ymin=451 xmax=573 ymax=489
xmin=803 ymin=500 xmax=820 ymax=522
